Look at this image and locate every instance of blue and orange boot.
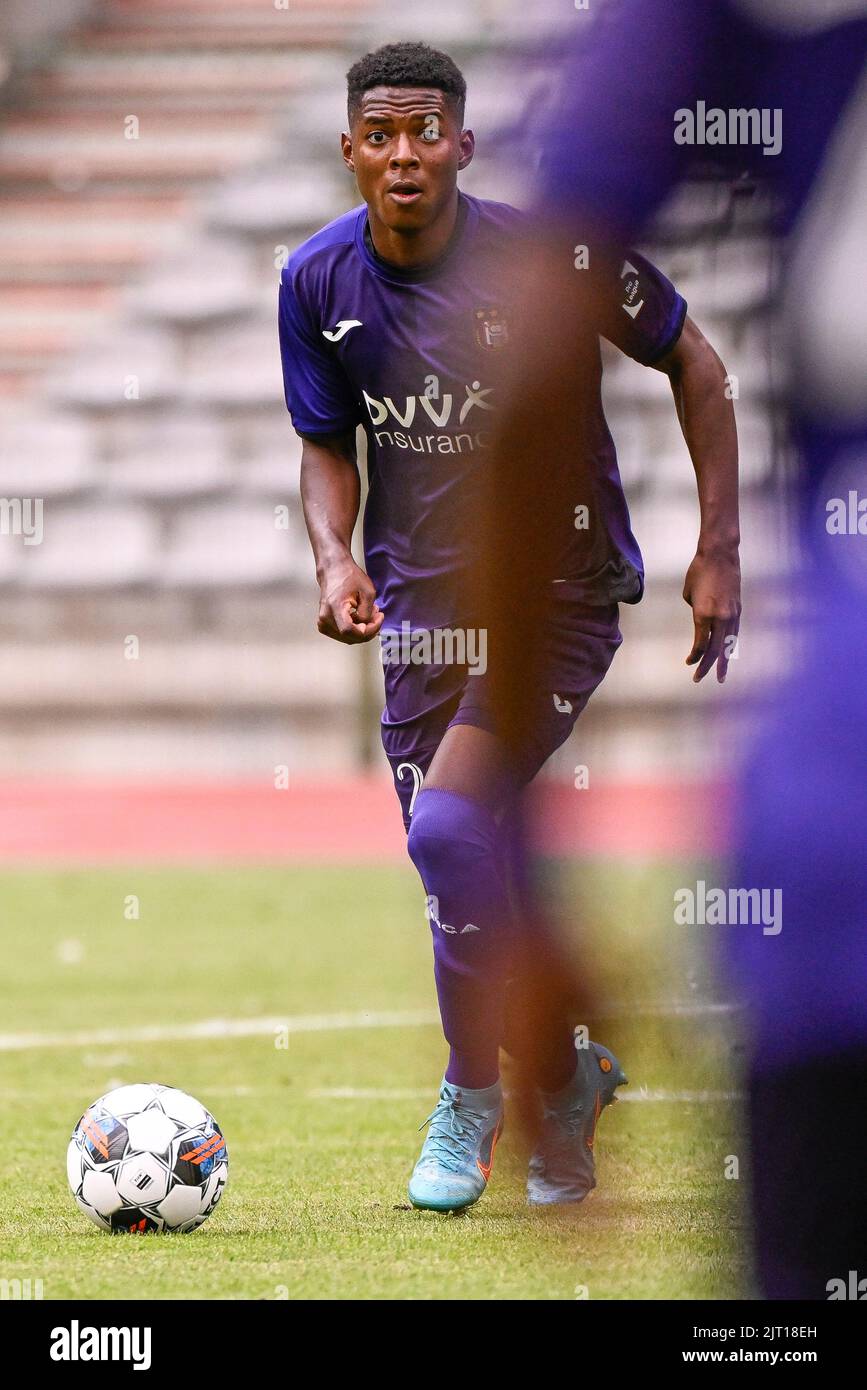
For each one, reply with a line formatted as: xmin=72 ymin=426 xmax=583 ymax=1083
xmin=408 ymin=1078 xmax=503 ymax=1212
xmin=527 ymin=1040 xmax=627 ymax=1205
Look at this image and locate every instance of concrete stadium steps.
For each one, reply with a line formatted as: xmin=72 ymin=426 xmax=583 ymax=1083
xmin=647 ymin=236 xmax=775 ymax=321
xmin=2 ymin=499 xmax=311 ymax=591
xmin=43 ymin=311 xmax=290 ymax=409
xmin=0 ymin=192 xmax=190 ymax=284
xmin=0 ymin=188 xmax=193 ymax=393
xmin=20 ymin=50 xmax=345 ymax=115
xmin=46 ymin=326 xmax=181 ymax=406
xmin=0 ymin=638 xmax=350 ymax=712
xmin=607 ymin=403 xmax=781 ymax=493
xmin=272 ymin=88 xmax=362 ymax=159
xmin=651 ymin=179 xmax=777 ymax=244
xmin=160 ymin=500 xmax=309 ymax=587
xmin=102 ymin=422 xmax=235 ymax=500
xmin=75 ymin=0 xmax=378 ymax=51
xmin=0 ymin=284 xmax=118 ymax=352
xmin=0 ymin=587 xmax=313 ymax=643
xmin=0 ymin=620 xmax=785 ymax=715
xmin=92 ymin=0 xmax=476 ymax=46
xmin=237 ymin=450 xmax=302 ymax=500
xmin=602 ymin=313 xmax=777 ymax=413
xmin=182 ymin=321 xmax=287 ymax=406
xmin=123 ymin=236 xmax=259 ymax=325
xmin=105 ymin=405 xmax=303 ymax=498
xmin=205 ymin=166 xmax=351 ymax=239
xmin=0 ymin=282 xmax=122 ymax=399
xmin=0 ymin=411 xmax=97 ymax=496
xmin=631 ymin=493 xmax=795 ymax=583
xmin=10 ymin=503 xmax=161 ymax=588
xmin=0 ymin=112 xmax=274 ymax=187
xmin=0 ymin=0 xmax=373 ymax=396
xmin=0 ymin=399 xmax=303 ymax=508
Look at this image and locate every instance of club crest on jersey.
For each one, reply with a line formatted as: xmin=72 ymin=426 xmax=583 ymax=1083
xmin=474 ymin=305 xmax=509 ymax=349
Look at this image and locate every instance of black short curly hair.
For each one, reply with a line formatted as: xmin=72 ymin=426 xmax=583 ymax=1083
xmin=346 ymin=42 xmax=466 ymax=123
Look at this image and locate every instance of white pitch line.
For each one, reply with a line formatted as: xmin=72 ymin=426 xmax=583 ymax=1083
xmin=0 ymin=1000 xmax=740 ymax=1055
xmin=616 ymin=1088 xmax=741 ymax=1103
xmin=309 ymin=1087 xmax=434 ymax=1101
xmin=309 ymin=1087 xmax=742 ymax=1103
xmin=604 ymin=1002 xmax=740 ymax=1019
xmin=0 ymin=1009 xmax=440 ymax=1053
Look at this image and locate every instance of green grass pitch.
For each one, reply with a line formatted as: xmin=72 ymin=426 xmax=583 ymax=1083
xmin=0 ymin=862 xmax=748 ymax=1300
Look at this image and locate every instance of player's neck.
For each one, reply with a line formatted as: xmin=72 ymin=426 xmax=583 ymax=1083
xmin=367 ymin=191 xmax=461 ymax=270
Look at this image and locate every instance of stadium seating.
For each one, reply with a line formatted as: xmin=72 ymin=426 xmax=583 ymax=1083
xmin=0 ymin=0 xmax=784 ymax=778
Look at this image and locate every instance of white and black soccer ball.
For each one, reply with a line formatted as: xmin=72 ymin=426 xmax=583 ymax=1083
xmin=66 ymin=1083 xmax=228 ymax=1233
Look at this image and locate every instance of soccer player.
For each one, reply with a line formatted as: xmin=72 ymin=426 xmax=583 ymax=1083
xmin=278 ymin=42 xmax=739 ymax=1212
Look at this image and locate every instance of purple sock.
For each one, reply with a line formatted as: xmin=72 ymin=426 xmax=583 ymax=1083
xmin=445 ymin=1045 xmax=500 ymax=1091
xmin=407 ymin=788 xmax=514 ymax=1090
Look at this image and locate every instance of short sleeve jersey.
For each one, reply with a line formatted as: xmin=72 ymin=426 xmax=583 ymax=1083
xmin=278 ymin=192 xmax=686 ymax=627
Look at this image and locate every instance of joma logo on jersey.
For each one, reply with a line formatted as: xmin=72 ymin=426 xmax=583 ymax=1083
xmin=322 ymin=319 xmax=362 ymax=341
xmin=363 ymin=381 xmax=494 ymax=428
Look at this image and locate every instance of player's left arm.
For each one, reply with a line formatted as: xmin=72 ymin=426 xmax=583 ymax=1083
xmin=652 ymin=314 xmax=741 ymax=684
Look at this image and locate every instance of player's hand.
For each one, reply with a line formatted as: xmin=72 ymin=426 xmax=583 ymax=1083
xmin=682 ymin=547 xmax=741 ymax=684
xmin=317 ymin=559 xmax=384 ymax=643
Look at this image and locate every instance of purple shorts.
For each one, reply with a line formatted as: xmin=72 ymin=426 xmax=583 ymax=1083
xmin=380 ymin=586 xmax=623 ymax=829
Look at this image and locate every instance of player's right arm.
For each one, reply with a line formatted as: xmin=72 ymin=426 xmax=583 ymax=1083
xmin=299 ymin=429 xmax=383 ymax=643
xmin=278 ymin=257 xmax=381 ymax=643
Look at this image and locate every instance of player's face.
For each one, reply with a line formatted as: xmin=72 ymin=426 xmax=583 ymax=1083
xmin=342 ymin=86 xmax=474 ymax=233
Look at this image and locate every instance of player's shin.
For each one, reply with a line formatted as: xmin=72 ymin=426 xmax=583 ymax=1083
xmin=407 ymin=787 xmax=514 ymax=1090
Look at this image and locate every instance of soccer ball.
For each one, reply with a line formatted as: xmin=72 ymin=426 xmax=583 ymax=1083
xmin=66 ymin=1083 xmax=228 ymax=1233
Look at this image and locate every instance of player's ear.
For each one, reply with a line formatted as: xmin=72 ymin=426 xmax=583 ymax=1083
xmin=458 ymin=128 xmax=475 ymax=171
xmin=340 ymin=131 xmax=355 ymax=173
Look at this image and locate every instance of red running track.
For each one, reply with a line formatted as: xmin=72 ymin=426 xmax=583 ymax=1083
xmin=0 ymin=779 xmax=731 ymax=865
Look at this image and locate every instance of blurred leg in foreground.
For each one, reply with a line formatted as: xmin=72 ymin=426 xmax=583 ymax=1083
xmin=728 ymin=541 xmax=867 ymax=1296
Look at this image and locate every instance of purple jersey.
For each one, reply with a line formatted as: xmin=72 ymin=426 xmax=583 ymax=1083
xmin=278 ymin=192 xmax=686 ymax=627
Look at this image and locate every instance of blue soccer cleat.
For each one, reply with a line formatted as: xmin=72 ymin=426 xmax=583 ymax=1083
xmin=408 ymin=1078 xmax=504 ymax=1212
xmin=527 ymin=1040 xmax=627 ymax=1206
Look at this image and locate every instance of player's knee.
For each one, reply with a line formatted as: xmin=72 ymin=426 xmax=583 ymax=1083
xmin=409 ymin=789 xmax=513 ymax=952
xmin=406 ymin=787 xmax=498 ymax=885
